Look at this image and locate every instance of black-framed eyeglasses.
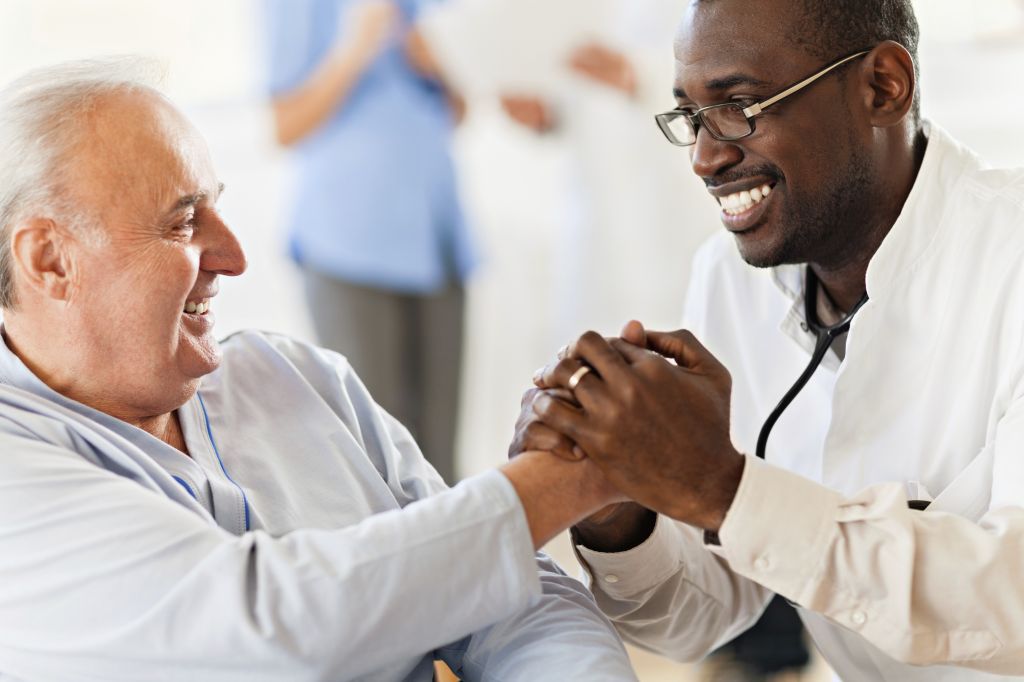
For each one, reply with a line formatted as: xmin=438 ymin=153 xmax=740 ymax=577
xmin=655 ymin=50 xmax=870 ymax=147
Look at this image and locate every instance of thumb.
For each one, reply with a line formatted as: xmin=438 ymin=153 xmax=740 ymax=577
xmin=645 ymin=329 xmax=714 ymax=370
xmin=620 ymin=319 xmax=647 ymax=347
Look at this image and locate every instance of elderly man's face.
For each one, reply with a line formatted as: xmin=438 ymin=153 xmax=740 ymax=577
xmin=59 ymin=91 xmax=246 ymax=414
xmin=675 ymin=0 xmax=878 ymax=269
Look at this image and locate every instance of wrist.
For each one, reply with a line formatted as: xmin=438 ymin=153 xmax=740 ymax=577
xmin=573 ymin=503 xmax=656 ymax=553
xmin=500 ymin=452 xmax=614 ymax=549
xmin=690 ymin=450 xmax=746 ymax=532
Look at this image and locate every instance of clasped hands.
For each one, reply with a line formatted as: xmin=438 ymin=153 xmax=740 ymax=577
xmin=512 ymin=321 xmax=746 ymax=533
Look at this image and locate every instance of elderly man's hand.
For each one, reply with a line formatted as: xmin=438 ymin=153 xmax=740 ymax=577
xmin=510 ymin=387 xmax=581 ymax=462
xmin=532 ymin=324 xmax=746 ymax=532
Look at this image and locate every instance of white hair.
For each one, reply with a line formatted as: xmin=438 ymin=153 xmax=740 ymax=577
xmin=0 ymin=56 xmax=166 ymax=309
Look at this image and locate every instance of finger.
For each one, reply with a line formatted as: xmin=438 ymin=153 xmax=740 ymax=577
xmin=620 ymin=319 xmax=647 ymax=347
xmin=531 ymin=391 xmax=588 ymax=443
xmin=509 ymin=422 xmax=581 ymax=461
xmin=645 ymin=329 xmax=716 ymax=370
xmin=568 ymin=330 xmax=633 ymax=386
xmin=609 ymin=338 xmax=664 ymax=365
xmin=539 ymin=357 xmax=590 ymax=393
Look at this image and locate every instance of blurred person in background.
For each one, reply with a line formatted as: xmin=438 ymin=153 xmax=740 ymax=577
xmin=264 ymin=0 xmax=473 ymax=483
xmin=416 ymin=0 xmax=720 ymax=483
xmin=485 ymin=0 xmax=719 ymax=338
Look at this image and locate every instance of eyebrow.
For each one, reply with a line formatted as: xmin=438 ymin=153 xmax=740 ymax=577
xmin=673 ymin=74 xmax=773 ymax=101
xmin=170 ymin=183 xmax=226 ymax=212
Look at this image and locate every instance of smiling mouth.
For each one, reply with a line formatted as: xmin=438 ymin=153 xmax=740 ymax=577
xmin=183 ymin=299 xmax=211 ymax=315
xmin=717 ymin=183 xmax=775 ymax=216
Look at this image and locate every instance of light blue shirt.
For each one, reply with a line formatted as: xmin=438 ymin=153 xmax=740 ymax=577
xmin=0 ymin=330 xmax=634 ymax=681
xmin=264 ymin=0 xmax=476 ymax=293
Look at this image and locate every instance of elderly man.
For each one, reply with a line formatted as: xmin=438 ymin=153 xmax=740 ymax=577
xmin=0 ymin=60 xmax=637 ymax=681
xmin=517 ymin=0 xmax=1024 ymax=680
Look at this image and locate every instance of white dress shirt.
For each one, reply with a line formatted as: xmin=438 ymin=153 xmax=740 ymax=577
xmin=577 ymin=122 xmax=1024 ymax=681
xmin=0 ymin=330 xmax=635 ymax=681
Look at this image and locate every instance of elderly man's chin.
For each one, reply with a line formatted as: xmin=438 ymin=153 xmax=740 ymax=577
xmin=177 ymin=320 xmax=223 ymax=379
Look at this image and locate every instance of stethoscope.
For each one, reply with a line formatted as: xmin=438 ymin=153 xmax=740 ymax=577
xmin=754 ymin=267 xmax=931 ymax=511
xmin=755 ymin=267 xmax=867 ymax=461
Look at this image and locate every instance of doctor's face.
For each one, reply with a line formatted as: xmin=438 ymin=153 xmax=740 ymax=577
xmin=675 ymin=0 xmax=877 ymax=269
xmin=61 ymin=91 xmax=246 ymax=415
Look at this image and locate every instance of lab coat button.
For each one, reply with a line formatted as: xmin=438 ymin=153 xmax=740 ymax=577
xmin=754 ymin=556 xmax=771 ymax=571
xmin=604 ymin=574 xmax=620 ymax=584
xmin=851 ymin=610 xmax=867 ymax=626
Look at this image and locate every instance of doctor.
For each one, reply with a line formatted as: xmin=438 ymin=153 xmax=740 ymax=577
xmin=518 ymin=0 xmax=1024 ymax=679
xmin=0 ymin=59 xmax=636 ymax=681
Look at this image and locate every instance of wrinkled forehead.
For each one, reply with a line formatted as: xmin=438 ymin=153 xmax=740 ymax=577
xmin=67 ymin=90 xmax=217 ymax=216
xmin=673 ymin=0 xmax=814 ymax=102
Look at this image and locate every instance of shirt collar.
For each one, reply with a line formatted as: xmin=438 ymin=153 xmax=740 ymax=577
xmin=864 ymin=121 xmax=980 ymax=299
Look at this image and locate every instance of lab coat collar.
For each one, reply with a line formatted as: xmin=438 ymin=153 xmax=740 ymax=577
xmin=763 ymin=122 xmax=974 ymax=369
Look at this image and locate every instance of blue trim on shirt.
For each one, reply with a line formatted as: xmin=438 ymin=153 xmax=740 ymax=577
xmin=172 ymin=476 xmax=197 ymax=500
xmin=197 ymin=391 xmax=251 ymax=531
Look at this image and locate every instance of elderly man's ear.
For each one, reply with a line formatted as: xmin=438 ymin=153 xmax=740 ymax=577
xmin=11 ymin=218 xmax=77 ymax=302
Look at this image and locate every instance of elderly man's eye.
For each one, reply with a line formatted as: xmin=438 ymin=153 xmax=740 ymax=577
xmin=175 ymin=216 xmax=197 ymax=232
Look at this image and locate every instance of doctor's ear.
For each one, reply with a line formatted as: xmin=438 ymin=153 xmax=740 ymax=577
xmin=10 ymin=217 xmax=78 ymax=302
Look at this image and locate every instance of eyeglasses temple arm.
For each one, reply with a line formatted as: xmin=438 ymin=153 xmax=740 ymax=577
xmin=742 ymin=50 xmax=870 ymax=118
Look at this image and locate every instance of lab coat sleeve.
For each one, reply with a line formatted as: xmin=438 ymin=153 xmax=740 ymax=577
xmin=717 ymin=377 xmax=1024 ymax=675
xmin=572 ymin=515 xmax=773 ymax=662
xmin=0 ymin=428 xmax=540 ymax=682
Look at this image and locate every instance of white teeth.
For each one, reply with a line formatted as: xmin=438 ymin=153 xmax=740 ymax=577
xmin=197 ymin=302 xmax=207 ymax=315
xmin=718 ymin=183 xmax=774 ymax=216
xmin=185 ymin=301 xmax=198 ymax=314
xmin=184 ymin=300 xmax=210 ymax=315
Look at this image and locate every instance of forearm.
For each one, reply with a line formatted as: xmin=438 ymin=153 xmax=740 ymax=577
xmin=719 ymin=455 xmax=1024 ymax=673
xmin=500 ymin=451 xmax=620 ymax=549
xmin=0 ymin=443 xmax=541 ymax=680
xmin=574 ymin=514 xmax=771 ymax=661
xmin=271 ymin=44 xmax=375 ymax=146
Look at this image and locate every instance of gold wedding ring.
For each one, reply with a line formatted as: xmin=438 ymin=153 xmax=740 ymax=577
xmin=568 ymin=365 xmax=592 ymax=392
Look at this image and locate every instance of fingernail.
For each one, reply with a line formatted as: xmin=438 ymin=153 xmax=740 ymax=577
xmin=572 ymin=445 xmax=586 ymax=460
xmin=532 ymin=366 xmax=545 ymax=383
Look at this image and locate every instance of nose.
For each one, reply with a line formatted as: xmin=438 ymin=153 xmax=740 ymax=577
xmin=199 ymin=213 xmax=247 ymax=277
xmin=689 ymin=126 xmax=744 ymax=182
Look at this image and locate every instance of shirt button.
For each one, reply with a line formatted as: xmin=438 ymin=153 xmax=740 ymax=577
xmin=754 ymin=556 xmax=771 ymax=571
xmin=851 ymin=610 xmax=867 ymax=626
xmin=604 ymin=574 xmax=620 ymax=584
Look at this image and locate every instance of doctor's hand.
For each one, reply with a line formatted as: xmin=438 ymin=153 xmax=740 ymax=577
xmin=533 ymin=326 xmax=746 ymax=532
